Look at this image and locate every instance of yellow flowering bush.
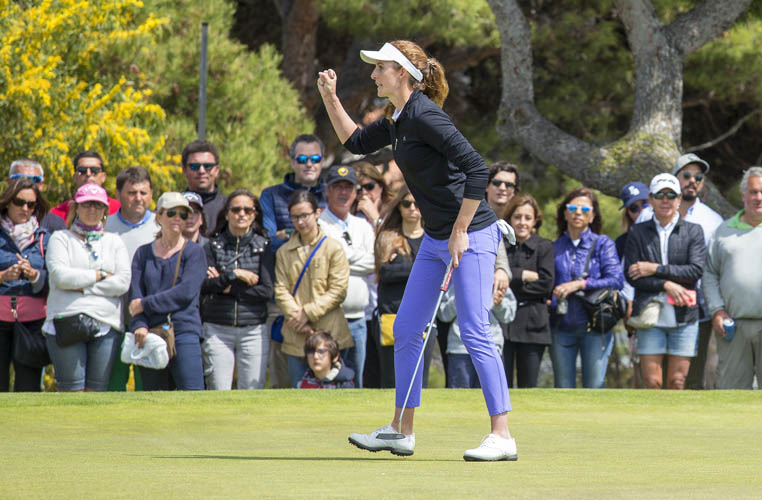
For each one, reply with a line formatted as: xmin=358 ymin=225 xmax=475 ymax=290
xmin=0 ymin=0 xmax=174 ymax=203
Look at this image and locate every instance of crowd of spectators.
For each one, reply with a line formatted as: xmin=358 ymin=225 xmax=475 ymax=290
xmin=1 ymin=141 xmax=760 ymax=392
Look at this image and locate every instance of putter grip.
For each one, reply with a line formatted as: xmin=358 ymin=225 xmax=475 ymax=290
xmin=440 ymin=260 xmax=454 ymax=291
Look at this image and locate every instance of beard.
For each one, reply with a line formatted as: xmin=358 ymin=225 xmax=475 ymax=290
xmin=682 ymin=192 xmax=697 ymax=202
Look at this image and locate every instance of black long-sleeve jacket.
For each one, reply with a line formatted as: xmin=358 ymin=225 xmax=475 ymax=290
xmin=624 ymin=218 xmax=706 ymax=324
xmin=344 ymin=90 xmax=496 ymax=239
xmin=201 ymin=229 xmax=274 ymax=326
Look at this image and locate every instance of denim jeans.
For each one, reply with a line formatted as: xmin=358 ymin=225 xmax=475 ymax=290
xmin=45 ymin=328 xmax=121 ymax=391
xmin=203 ymin=322 xmax=269 ymax=390
xmin=139 ymin=332 xmax=204 ymax=391
xmin=345 ymin=318 xmax=367 ymax=388
xmin=447 ymin=353 xmax=480 ymax=388
xmin=287 ymin=355 xmax=309 ymax=388
xmin=550 ymin=329 xmax=613 ymax=388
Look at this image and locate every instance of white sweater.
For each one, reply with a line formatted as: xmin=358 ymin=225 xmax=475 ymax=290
xmin=44 ymin=230 xmax=131 ymax=333
xmin=318 ymin=210 xmax=375 ymax=319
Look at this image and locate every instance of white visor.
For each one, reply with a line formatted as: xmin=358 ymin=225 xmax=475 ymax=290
xmin=360 ymin=43 xmax=423 ymax=82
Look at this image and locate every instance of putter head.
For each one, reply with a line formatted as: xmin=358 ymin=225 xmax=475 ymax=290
xmin=376 ymin=431 xmax=406 ymax=440
xmin=497 ymin=219 xmax=516 ymax=246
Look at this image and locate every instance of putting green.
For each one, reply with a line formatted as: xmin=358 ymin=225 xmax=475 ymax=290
xmin=1 ymin=389 xmax=760 ymax=499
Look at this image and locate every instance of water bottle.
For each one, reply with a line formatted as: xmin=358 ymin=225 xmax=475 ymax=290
xmin=722 ymin=318 xmax=735 ymax=341
xmin=557 ymin=299 xmax=568 ymax=315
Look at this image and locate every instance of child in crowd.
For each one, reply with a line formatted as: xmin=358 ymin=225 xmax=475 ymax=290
xmin=298 ymin=331 xmax=355 ymax=389
xmin=438 ymin=287 xmax=517 ymax=388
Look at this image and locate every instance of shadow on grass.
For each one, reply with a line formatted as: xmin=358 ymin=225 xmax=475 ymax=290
xmin=152 ymin=454 xmax=459 ymax=462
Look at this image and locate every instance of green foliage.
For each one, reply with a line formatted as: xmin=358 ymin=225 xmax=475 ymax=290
xmin=128 ymin=0 xmax=313 ymax=193
xmin=320 ymin=0 xmax=499 ymax=48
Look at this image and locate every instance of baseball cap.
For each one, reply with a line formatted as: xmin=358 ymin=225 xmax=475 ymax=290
xmin=672 ymin=153 xmax=710 ymax=175
xmin=74 ymin=183 xmax=108 ymax=206
xmin=619 ymin=181 xmax=649 ymax=209
xmin=156 ymin=192 xmax=191 ymax=212
xmin=360 ymin=42 xmax=423 ymax=82
xmin=649 ymin=173 xmax=681 ymax=195
xmin=324 ymin=165 xmax=358 ymax=187
xmin=182 ymin=191 xmax=204 ymax=210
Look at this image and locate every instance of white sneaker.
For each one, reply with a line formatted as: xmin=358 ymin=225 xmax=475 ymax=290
xmin=348 ymin=425 xmax=415 ymax=456
xmin=463 ymin=434 xmax=518 ymax=462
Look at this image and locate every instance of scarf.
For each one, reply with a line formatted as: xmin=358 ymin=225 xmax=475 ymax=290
xmin=1 ymin=216 xmax=39 ymax=251
xmin=70 ymin=218 xmax=104 ymax=242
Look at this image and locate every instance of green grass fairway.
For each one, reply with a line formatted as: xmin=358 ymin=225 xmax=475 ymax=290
xmin=1 ymin=389 xmax=761 ymax=499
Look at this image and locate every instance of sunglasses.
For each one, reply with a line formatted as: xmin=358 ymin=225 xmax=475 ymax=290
xmin=627 ymin=201 xmax=649 ymax=214
xmin=342 ymin=231 xmax=353 ymax=246
xmin=400 ymin=199 xmax=417 ymax=209
xmin=230 ymin=206 xmax=255 ymax=215
xmin=566 ymin=204 xmax=592 ymax=214
xmin=11 ymin=198 xmax=36 ymax=209
xmin=75 ymin=166 xmax=102 ymax=176
xmin=166 ymin=208 xmax=189 ymax=220
xmin=360 ymin=181 xmax=377 ymax=192
xmin=10 ymin=173 xmax=43 ymax=184
xmin=490 ymin=179 xmax=517 ymax=189
xmin=652 ymin=191 xmax=679 ymax=200
xmin=188 ymin=162 xmax=217 ymax=172
xmin=80 ymin=200 xmax=106 ymax=209
xmin=294 ymin=154 xmax=322 ymax=165
xmin=681 ymin=171 xmax=704 ymax=182
xmin=290 ymin=212 xmax=314 ymax=223
xmin=305 ymin=347 xmax=330 ymax=357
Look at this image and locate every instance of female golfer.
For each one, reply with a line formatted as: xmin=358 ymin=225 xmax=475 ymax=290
xmin=318 ymin=40 xmax=516 ymax=461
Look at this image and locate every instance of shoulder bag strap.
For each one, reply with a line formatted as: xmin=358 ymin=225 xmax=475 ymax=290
xmin=166 ymin=241 xmax=186 ymax=323
xmin=580 ymin=235 xmax=600 ymax=279
xmin=291 ymin=236 xmax=327 ymax=295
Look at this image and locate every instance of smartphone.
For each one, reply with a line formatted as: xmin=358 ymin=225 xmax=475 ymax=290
xmin=667 ymin=289 xmax=696 ymax=306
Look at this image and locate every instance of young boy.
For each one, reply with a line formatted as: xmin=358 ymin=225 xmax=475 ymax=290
xmin=298 ymin=331 xmax=355 ymax=389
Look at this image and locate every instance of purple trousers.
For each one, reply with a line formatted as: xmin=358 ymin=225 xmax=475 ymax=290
xmin=394 ymin=222 xmax=512 ymax=416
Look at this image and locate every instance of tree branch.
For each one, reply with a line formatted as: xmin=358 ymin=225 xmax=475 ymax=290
xmin=666 ymin=0 xmax=752 ymax=57
xmin=686 ymin=109 xmax=759 ymax=153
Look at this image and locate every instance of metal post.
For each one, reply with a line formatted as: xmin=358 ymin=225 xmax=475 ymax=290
xmin=198 ymin=22 xmax=209 ymax=140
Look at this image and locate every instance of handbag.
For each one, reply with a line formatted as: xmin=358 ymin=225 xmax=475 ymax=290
xmin=54 ymin=313 xmax=101 ymax=347
xmin=147 ymin=242 xmax=184 ymax=360
xmin=379 ymin=313 xmax=396 ymax=347
xmin=626 ymin=299 xmax=662 ymax=329
xmin=575 ymin=236 xmax=626 ymax=334
xmin=271 ymin=236 xmax=327 ymax=342
xmin=11 ymin=297 xmax=50 ymax=368
xmin=121 ymin=331 xmax=169 ymax=370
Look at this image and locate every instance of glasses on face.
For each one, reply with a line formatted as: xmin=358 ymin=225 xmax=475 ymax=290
xmin=400 ymin=199 xmax=417 ymax=209
xmin=627 ymin=200 xmax=649 ymax=214
xmin=166 ymin=208 xmax=189 ymax=220
xmin=305 ymin=348 xmax=330 ymax=357
xmin=10 ymin=173 xmax=43 ymax=184
xmin=653 ymin=191 xmax=679 ymax=200
xmin=681 ymin=171 xmax=704 ymax=182
xmin=188 ymin=162 xmax=217 ymax=172
xmin=230 ymin=206 xmax=255 ymax=215
xmin=75 ymin=166 xmax=102 ymax=176
xmin=490 ymin=179 xmax=517 ymax=189
xmin=360 ymin=181 xmax=377 ymax=192
xmin=294 ymin=154 xmax=322 ymax=165
xmin=11 ymin=198 xmax=36 ymax=209
xmin=80 ymin=201 xmax=105 ymax=209
xmin=290 ymin=212 xmax=314 ymax=223
xmin=566 ymin=204 xmax=592 ymax=214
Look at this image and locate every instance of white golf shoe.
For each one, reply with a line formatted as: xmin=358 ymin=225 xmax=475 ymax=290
xmin=463 ymin=434 xmax=518 ymax=462
xmin=348 ymin=425 xmax=415 ymax=456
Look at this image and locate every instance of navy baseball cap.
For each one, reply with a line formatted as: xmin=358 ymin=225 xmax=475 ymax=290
xmin=619 ymin=181 xmax=649 ymax=210
xmin=324 ymin=165 xmax=358 ymax=186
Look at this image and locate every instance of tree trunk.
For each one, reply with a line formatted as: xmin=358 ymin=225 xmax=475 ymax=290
xmin=275 ymin=0 xmax=319 ymax=107
xmin=487 ymin=0 xmax=750 ymax=217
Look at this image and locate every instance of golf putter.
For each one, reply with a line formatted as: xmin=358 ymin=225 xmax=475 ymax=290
xmin=377 ymin=258 xmax=455 ymax=440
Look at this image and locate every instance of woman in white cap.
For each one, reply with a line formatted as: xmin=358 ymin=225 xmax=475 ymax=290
xmin=44 ymin=183 xmax=131 ymax=391
xmin=318 ymin=40 xmax=516 ymax=461
xmin=128 ymin=192 xmax=207 ymax=390
xmin=624 ymin=173 xmax=706 ymax=389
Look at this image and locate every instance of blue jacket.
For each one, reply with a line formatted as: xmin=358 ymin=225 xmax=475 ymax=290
xmin=259 ymin=173 xmax=326 ymax=253
xmin=552 ymin=229 xmax=623 ymax=332
xmin=0 ymin=226 xmax=49 ymax=298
